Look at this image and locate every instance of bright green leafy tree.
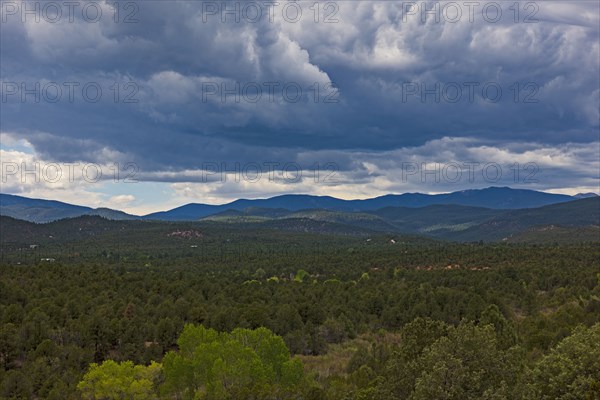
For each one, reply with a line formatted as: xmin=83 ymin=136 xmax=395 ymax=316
xmin=161 ymin=325 xmax=306 ymax=399
xmin=77 ymin=360 xmax=161 ymax=400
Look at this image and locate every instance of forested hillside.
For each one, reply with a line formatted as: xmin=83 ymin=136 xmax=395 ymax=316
xmin=1 ymin=219 xmax=599 ymax=398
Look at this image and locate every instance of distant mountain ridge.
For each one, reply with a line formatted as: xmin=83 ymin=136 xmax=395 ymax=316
xmin=143 ymin=187 xmax=583 ymax=221
xmin=1 ymin=197 xmax=598 ymax=243
xmin=1 ymin=187 xmax=596 ymax=223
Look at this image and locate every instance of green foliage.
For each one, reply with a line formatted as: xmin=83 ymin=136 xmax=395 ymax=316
xmin=399 ymin=317 xmax=450 ymax=360
xmin=525 ymin=323 xmax=600 ymax=399
xmin=77 ymin=360 xmax=161 ymax=400
xmin=294 ymin=269 xmax=310 ymax=283
xmin=319 ymin=315 xmax=356 ymax=344
xmin=253 ymin=268 xmax=267 ymax=280
xmin=161 ymin=325 xmax=306 ymax=399
xmin=76 ymin=326 xmax=306 ymax=399
xmin=410 ymin=321 xmax=522 ymax=400
xmin=357 ymin=320 xmax=524 ymax=400
xmin=177 ymin=324 xmax=220 ymax=357
xmin=479 ymin=304 xmax=517 ymax=349
xmin=281 ymin=358 xmax=304 ymax=387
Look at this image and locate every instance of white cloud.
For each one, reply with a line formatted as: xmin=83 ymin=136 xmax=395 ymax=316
xmin=107 ymin=194 xmax=135 ymax=207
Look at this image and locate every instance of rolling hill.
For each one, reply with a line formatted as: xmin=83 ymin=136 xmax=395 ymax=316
xmin=198 ymin=198 xmax=600 ymax=241
xmin=448 ymin=197 xmax=600 ymax=241
xmin=0 ymin=194 xmax=139 ymax=223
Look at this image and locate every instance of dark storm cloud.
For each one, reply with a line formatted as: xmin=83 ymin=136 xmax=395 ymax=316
xmin=1 ymin=0 xmax=598 ymax=177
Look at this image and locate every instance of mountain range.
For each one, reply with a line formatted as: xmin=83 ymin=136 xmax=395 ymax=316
xmin=142 ymin=186 xmax=586 ymax=220
xmin=1 ymin=187 xmax=598 ymax=242
xmin=1 ymin=197 xmax=598 ymax=244
xmin=1 ymin=187 xmax=596 ymax=223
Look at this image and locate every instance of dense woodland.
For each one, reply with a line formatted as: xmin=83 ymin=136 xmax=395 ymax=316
xmin=0 ymin=216 xmax=599 ymax=399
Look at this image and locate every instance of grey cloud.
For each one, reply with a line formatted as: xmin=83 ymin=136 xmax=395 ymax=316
xmin=0 ymin=0 xmax=598 ymax=192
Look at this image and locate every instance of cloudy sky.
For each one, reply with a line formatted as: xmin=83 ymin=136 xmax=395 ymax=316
xmin=1 ymin=0 xmax=598 ymax=214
